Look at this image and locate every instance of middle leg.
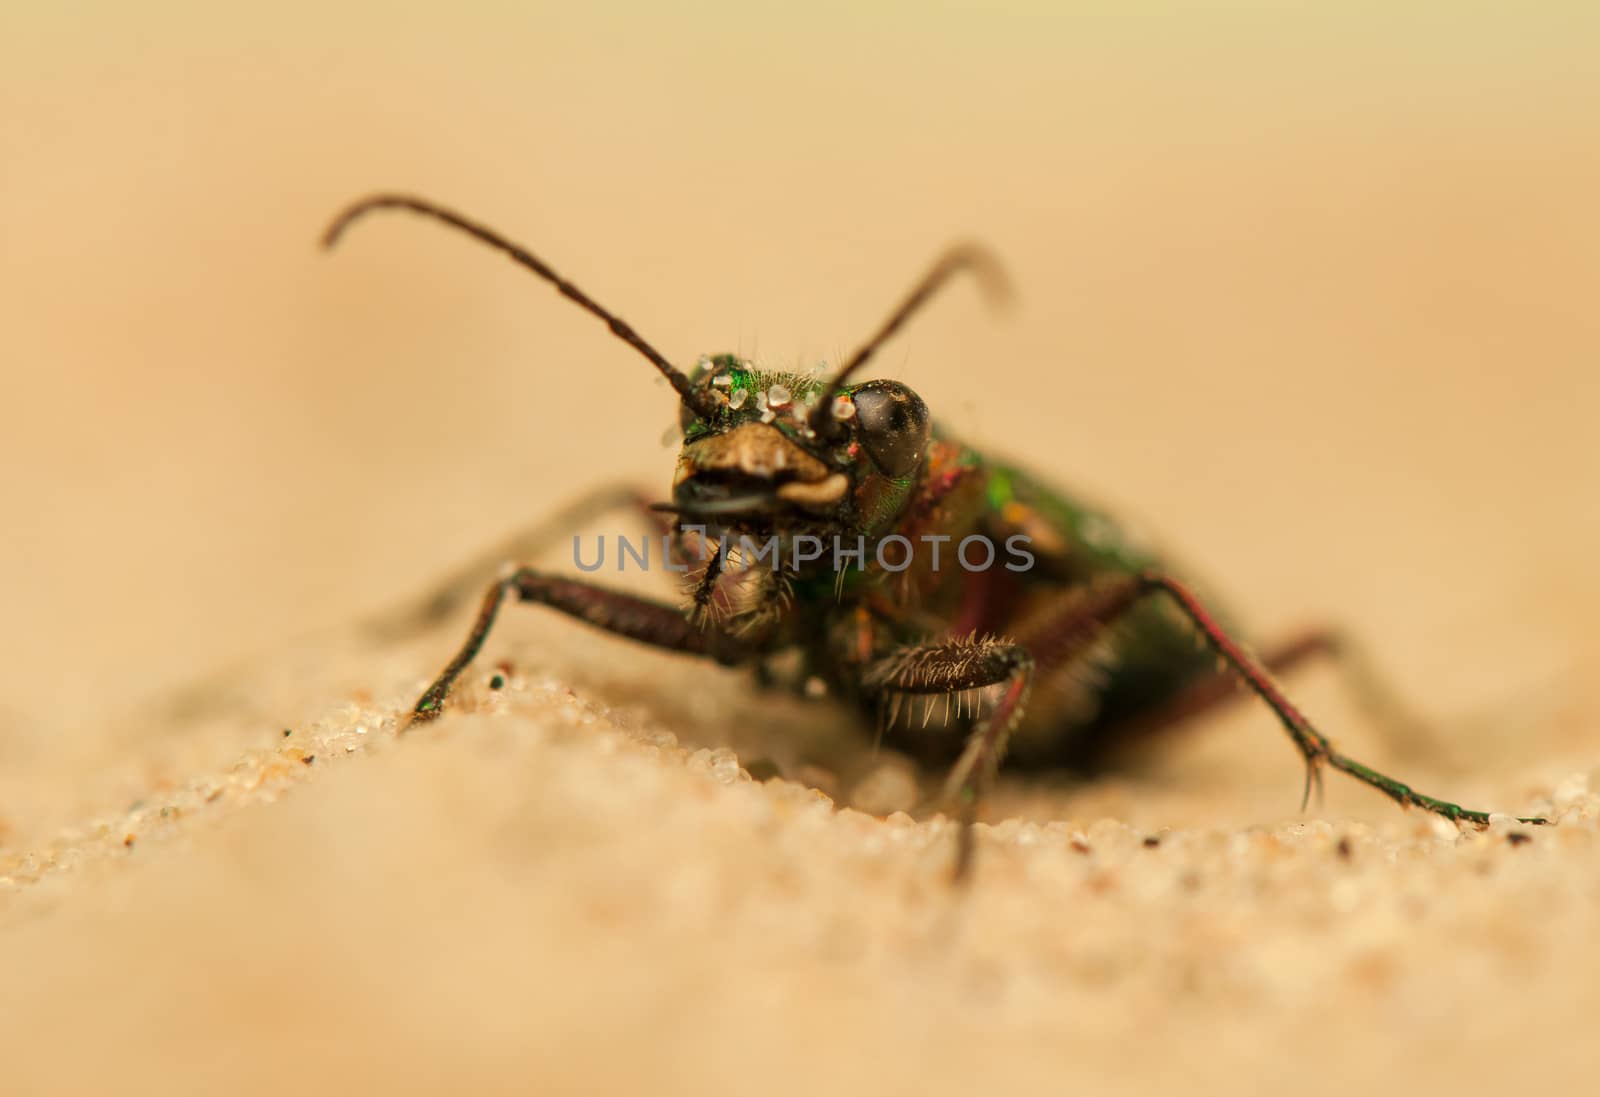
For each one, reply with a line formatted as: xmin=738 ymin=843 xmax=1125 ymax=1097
xmin=1098 ymin=572 xmax=1541 ymax=825
xmin=408 ymin=566 xmax=745 ymax=725
xmin=1095 ymin=626 xmax=1435 ymax=766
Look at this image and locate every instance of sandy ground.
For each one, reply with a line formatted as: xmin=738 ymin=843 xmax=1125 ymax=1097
xmin=4 ymin=4 xmax=1600 ymax=1094
xmin=1 ymin=612 xmax=1595 ymax=1096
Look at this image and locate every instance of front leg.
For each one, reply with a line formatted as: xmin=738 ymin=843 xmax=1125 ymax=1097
xmin=869 ymin=571 xmax=1544 ymax=881
xmin=865 ymin=635 xmax=1034 ymax=880
xmin=410 ymin=568 xmax=742 ymax=725
xmin=864 ymin=577 xmax=1171 ymax=879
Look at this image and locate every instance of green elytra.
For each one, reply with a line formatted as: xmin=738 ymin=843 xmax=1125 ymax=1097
xmin=323 ymin=194 xmax=1545 ymax=880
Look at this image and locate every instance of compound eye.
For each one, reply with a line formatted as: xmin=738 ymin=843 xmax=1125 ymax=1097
xmin=850 ymin=380 xmax=930 ymax=478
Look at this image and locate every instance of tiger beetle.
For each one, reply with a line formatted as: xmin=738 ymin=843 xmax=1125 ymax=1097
xmin=323 ymin=193 xmax=1545 ymax=879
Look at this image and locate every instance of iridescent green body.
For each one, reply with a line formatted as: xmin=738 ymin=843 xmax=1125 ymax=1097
xmin=685 ymin=356 xmax=1216 ymax=769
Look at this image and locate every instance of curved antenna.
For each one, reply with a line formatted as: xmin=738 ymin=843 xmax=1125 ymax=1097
xmin=809 ymin=242 xmax=1012 ymax=437
xmin=322 ymin=194 xmax=723 ymax=420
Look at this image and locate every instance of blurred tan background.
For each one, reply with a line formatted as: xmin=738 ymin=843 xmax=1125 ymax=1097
xmin=3 ymin=3 xmax=1600 ymax=1094
xmin=6 ymin=0 xmax=1598 ymax=738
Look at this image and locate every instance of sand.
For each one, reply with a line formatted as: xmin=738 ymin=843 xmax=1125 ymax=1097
xmin=1 ymin=604 xmax=1594 ymax=1096
xmin=5 ymin=5 xmax=1600 ymax=1094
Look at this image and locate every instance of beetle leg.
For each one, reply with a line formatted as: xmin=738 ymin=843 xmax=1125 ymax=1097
xmin=865 ymin=636 xmax=1034 ymax=881
xmin=1132 ymin=572 xmax=1543 ymax=827
xmin=867 ymin=576 xmax=1182 ymax=879
xmin=367 ymin=482 xmax=670 ymax=640
xmin=1096 ymin=626 xmax=1435 ymax=766
xmin=408 ymin=568 xmax=745 ymax=726
xmin=889 ymin=573 xmax=1541 ymax=879
xmin=1268 ymin=628 xmax=1436 ymax=758
xmin=1010 ymin=571 xmax=1538 ymax=826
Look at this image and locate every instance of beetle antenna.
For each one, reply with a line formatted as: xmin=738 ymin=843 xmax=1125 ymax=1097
xmin=322 ymin=194 xmax=722 ymax=420
xmin=809 ymin=242 xmax=1012 ymax=436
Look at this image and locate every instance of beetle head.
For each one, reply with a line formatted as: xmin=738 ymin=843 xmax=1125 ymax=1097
xmin=670 ymin=355 xmax=931 ymax=540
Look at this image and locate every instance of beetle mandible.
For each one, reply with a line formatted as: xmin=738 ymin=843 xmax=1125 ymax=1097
xmin=323 ymin=193 xmax=1543 ymax=878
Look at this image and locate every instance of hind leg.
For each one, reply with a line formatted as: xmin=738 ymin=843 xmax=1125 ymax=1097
xmin=366 ymin=483 xmax=679 ymax=640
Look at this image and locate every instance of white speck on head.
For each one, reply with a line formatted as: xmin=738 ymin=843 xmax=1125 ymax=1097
xmin=760 ymin=407 xmax=777 ymax=424
xmin=755 ymin=390 xmax=770 ymax=413
xmin=831 ymin=394 xmax=856 ymax=421
xmin=712 ymin=373 xmax=732 ymax=387
xmin=728 ymin=388 xmax=748 ymax=409
xmin=767 ymin=384 xmax=791 ymax=408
